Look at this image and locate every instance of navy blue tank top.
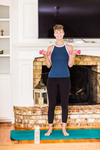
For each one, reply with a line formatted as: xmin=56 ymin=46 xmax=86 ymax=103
xmin=48 ymin=44 xmax=70 ymax=78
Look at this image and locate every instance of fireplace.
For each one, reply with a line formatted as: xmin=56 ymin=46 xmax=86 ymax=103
xmin=41 ymin=65 xmax=99 ymax=105
xmin=69 ymin=65 xmax=97 ymax=105
xmin=33 ymin=55 xmax=100 ymax=105
xmin=13 ymin=44 xmax=100 ymax=128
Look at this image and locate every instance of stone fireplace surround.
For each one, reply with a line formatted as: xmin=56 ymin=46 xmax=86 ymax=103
xmin=33 ymin=55 xmax=100 ymax=103
xmin=14 ymin=42 xmax=100 ymax=129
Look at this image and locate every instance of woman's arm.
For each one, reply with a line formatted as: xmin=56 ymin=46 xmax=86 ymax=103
xmin=66 ymin=44 xmax=77 ymax=68
xmin=42 ymin=45 xmax=53 ymax=68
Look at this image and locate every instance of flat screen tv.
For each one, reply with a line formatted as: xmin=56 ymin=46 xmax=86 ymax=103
xmin=38 ymin=0 xmax=100 ymax=38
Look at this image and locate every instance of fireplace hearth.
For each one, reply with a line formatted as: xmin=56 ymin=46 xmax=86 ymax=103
xmin=41 ymin=65 xmax=100 ymax=105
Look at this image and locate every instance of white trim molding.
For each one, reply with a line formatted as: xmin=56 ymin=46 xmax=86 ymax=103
xmin=18 ymin=0 xmax=38 ymax=43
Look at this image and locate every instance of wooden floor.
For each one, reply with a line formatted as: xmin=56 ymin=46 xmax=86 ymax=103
xmin=0 ymin=123 xmax=100 ymax=144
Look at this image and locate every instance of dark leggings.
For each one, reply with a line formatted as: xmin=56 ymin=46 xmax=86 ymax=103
xmin=47 ymin=77 xmax=71 ymax=124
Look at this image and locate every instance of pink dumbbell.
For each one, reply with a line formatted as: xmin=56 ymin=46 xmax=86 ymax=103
xmin=39 ymin=50 xmax=50 ymax=56
xmin=69 ymin=50 xmax=81 ymax=55
xmin=39 ymin=50 xmax=42 ymax=54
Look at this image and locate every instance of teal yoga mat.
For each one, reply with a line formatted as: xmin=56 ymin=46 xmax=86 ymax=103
xmin=10 ymin=129 xmax=100 ymax=141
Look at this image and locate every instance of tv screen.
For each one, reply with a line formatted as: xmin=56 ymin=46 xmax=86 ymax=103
xmin=38 ymin=0 xmax=100 ymax=38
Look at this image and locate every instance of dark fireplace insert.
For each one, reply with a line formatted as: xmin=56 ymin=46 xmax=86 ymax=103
xmin=41 ymin=65 xmax=100 ymax=105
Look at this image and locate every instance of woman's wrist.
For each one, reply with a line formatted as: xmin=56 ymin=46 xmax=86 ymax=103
xmin=44 ymin=54 xmax=48 ymax=59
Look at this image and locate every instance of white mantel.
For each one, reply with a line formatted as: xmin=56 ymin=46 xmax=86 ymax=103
xmin=14 ymin=42 xmax=100 ymax=58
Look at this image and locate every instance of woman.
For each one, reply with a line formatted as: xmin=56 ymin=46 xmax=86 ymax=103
xmin=42 ymin=24 xmax=77 ymax=136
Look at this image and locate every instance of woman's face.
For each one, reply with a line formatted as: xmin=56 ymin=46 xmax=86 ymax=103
xmin=54 ymin=29 xmax=65 ymax=40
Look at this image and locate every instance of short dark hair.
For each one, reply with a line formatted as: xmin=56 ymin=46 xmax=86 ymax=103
xmin=53 ymin=24 xmax=64 ymax=31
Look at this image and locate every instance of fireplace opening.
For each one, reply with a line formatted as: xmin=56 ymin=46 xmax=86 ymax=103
xmin=41 ymin=65 xmax=100 ymax=105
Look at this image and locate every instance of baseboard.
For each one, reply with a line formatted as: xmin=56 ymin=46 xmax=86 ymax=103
xmin=0 ymin=119 xmax=12 ymax=123
xmin=0 ymin=121 xmax=12 ymax=124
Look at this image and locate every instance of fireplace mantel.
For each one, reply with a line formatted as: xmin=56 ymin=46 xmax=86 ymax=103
xmin=14 ymin=42 xmax=100 ymax=58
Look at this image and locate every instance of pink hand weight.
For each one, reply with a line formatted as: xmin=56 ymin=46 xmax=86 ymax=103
xmin=77 ymin=50 xmax=81 ymax=54
xmin=69 ymin=50 xmax=73 ymax=54
xmin=69 ymin=50 xmax=81 ymax=55
xmin=39 ymin=50 xmax=42 ymax=54
xmin=39 ymin=50 xmax=50 ymax=56
xmin=47 ymin=51 xmax=50 ymax=56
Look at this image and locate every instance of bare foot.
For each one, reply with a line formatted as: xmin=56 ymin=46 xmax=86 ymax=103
xmin=44 ymin=130 xmax=52 ymax=136
xmin=62 ymin=130 xmax=69 ymax=136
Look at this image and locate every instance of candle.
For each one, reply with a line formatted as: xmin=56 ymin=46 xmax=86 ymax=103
xmin=38 ymin=97 xmax=44 ymax=105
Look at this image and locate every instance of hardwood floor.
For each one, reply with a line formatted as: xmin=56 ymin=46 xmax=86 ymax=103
xmin=0 ymin=123 xmax=100 ymax=144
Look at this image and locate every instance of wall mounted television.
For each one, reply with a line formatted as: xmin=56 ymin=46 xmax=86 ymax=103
xmin=38 ymin=0 xmax=100 ymax=38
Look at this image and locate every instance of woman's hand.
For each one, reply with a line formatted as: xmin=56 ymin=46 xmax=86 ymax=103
xmin=42 ymin=46 xmax=52 ymax=68
xmin=41 ymin=49 xmax=48 ymax=57
xmin=70 ymin=50 xmax=77 ymax=57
